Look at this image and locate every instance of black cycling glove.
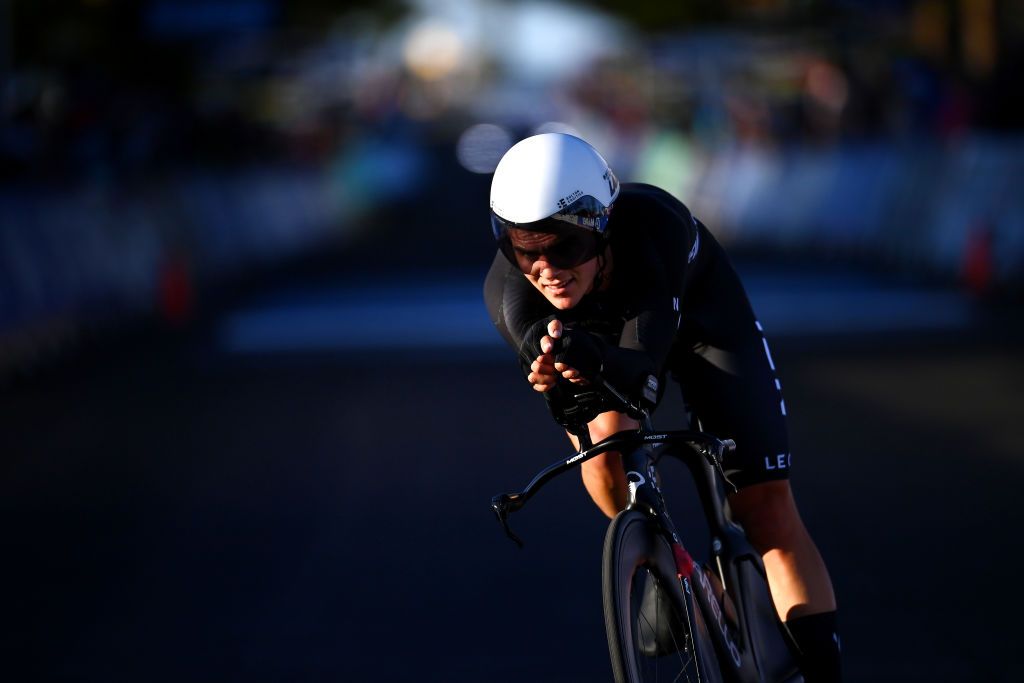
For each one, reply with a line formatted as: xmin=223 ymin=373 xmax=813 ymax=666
xmin=521 ymin=318 xmax=661 ymax=429
xmin=518 ymin=318 xmax=609 ymax=379
xmin=517 ymin=315 xmax=557 ymax=370
xmin=551 ymin=325 xmax=606 ymax=378
xmin=554 ymin=323 xmax=660 ymax=412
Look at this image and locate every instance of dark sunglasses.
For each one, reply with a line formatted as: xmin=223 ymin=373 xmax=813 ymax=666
xmin=496 ymin=228 xmax=602 ymax=271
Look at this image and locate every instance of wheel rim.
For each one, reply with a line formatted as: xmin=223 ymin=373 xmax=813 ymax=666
xmin=606 ymin=512 xmax=719 ymax=683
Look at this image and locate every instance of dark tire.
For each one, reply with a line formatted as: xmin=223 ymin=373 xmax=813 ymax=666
xmin=603 ymin=510 xmax=724 ymax=683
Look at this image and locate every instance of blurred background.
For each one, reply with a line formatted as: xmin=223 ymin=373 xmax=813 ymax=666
xmin=2 ymin=1 xmax=1022 ymax=681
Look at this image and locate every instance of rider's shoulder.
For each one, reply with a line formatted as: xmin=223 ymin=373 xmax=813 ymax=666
xmin=615 ymin=183 xmax=696 ymax=223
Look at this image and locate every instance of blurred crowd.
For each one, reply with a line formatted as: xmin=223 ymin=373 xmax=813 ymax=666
xmin=2 ymin=0 xmax=1023 ymax=374
xmin=4 ymin=0 xmax=1021 ymax=180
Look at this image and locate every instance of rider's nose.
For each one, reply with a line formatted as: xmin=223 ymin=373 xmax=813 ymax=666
xmin=535 ymin=260 xmax=559 ymax=279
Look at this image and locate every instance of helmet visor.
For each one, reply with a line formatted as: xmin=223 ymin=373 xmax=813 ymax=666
xmin=491 ymin=195 xmax=611 ymax=271
xmin=495 ymin=224 xmax=602 ymax=271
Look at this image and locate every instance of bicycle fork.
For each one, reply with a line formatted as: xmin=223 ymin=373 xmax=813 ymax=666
xmin=624 ymin=449 xmax=748 ymax=677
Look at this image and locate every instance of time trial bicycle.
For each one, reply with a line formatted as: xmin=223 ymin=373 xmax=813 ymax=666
xmin=491 ymin=376 xmax=804 ymax=683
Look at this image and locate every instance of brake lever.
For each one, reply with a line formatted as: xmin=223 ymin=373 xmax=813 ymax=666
xmin=705 ymin=439 xmax=739 ymax=493
xmin=491 ymin=494 xmax=525 ymax=548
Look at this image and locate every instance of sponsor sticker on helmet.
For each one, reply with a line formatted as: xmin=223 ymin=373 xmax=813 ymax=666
xmin=557 ymin=189 xmax=584 ymax=209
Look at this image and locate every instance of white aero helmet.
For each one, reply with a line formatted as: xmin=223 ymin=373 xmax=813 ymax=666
xmin=490 ymin=133 xmax=619 ymax=269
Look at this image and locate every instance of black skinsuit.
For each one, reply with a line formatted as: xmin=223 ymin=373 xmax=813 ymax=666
xmin=483 ymin=183 xmax=791 ymax=488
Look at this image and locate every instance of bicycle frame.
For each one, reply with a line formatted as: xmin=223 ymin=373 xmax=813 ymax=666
xmin=622 ymin=440 xmax=801 ymax=683
xmin=492 ymin=427 xmax=802 ymax=683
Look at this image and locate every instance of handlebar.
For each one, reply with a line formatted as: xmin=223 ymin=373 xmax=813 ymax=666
xmin=492 ymin=370 xmax=736 ymax=546
xmin=491 ymin=428 xmax=736 ymax=547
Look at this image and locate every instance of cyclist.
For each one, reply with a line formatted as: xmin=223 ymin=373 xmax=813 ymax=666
xmin=483 ymin=133 xmax=841 ymax=682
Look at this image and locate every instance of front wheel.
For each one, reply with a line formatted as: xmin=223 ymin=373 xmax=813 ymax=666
xmin=603 ymin=510 xmax=724 ymax=683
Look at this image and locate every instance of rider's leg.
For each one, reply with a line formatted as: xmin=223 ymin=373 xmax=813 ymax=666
xmin=566 ymin=410 xmax=637 ymax=519
xmin=728 ymin=479 xmax=841 ymax=682
xmin=727 ymin=479 xmax=834 ymax=618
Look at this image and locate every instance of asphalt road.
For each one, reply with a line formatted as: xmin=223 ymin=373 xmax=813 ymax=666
xmin=3 ymin=269 xmax=1023 ymax=682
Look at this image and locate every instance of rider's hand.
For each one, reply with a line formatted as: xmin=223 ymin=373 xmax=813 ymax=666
xmin=529 ymin=319 xmax=593 ymax=391
xmin=553 ymin=325 xmax=606 ymax=380
xmin=528 ymin=319 xmax=562 ymax=392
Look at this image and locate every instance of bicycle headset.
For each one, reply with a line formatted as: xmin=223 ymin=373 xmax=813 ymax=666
xmin=490 ymin=133 xmax=620 ymax=271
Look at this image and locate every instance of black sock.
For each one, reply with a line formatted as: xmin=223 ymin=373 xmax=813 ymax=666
xmin=785 ymin=611 xmax=841 ymax=683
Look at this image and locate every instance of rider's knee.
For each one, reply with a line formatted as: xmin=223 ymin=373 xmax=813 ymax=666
xmin=728 ymin=480 xmax=805 ymax=552
xmin=588 ymin=410 xmax=639 ymax=442
xmin=582 ymin=452 xmax=622 ymax=484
